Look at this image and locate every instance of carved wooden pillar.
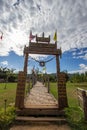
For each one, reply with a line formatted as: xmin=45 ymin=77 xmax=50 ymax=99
xmin=58 ymin=73 xmax=68 ymax=109
xmin=56 ymin=54 xmax=60 ymax=106
xmin=24 ymin=52 xmax=28 ymax=75
xmin=15 ymin=71 xmax=26 ymax=109
xmin=56 ymin=54 xmax=68 ymax=109
xmin=56 ymin=54 xmax=60 ymax=74
xmin=15 ymin=49 xmax=29 ymax=109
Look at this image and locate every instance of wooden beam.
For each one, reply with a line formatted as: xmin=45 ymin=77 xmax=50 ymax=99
xmin=36 ymin=35 xmax=50 ymax=43
xmin=29 ymin=50 xmax=60 ymax=55
xmin=24 ymin=42 xmax=62 ymax=55
xmin=23 ymin=53 xmax=28 ymax=75
xmin=29 ymin=42 xmax=56 ymax=48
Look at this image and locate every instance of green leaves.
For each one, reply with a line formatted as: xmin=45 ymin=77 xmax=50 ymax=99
xmin=0 ymin=106 xmax=16 ymax=129
xmin=65 ymin=107 xmax=87 ymax=130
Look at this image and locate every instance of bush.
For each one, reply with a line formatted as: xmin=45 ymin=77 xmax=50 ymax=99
xmin=0 ymin=106 xmax=16 ymax=130
xmin=8 ymin=75 xmax=16 ymax=82
xmin=65 ymin=107 xmax=87 ymax=130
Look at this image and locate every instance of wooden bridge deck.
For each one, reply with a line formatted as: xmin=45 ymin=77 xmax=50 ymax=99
xmin=16 ymin=82 xmax=64 ymax=117
xmin=24 ymin=81 xmax=58 ymax=108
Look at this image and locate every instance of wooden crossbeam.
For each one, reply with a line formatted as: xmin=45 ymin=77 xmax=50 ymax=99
xmin=24 ymin=43 xmax=61 ymax=55
xmin=29 ymin=42 xmax=56 ymax=48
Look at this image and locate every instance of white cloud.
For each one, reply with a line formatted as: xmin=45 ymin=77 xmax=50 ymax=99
xmin=0 ymin=0 xmax=87 ymax=57
xmin=68 ymin=63 xmax=87 ymax=73
xmin=72 ymin=52 xmax=76 ymax=56
xmin=1 ymin=61 xmax=8 ymax=66
xmin=72 ymin=48 xmax=87 ymax=60
xmin=68 ymin=69 xmax=86 ymax=74
xmin=83 ymin=53 xmax=87 ymax=60
xmin=73 ymin=53 xmax=87 ymax=60
xmin=79 ymin=63 xmax=86 ymax=69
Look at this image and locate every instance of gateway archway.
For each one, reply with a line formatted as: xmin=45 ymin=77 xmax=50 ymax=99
xmin=15 ymin=32 xmax=68 ymax=113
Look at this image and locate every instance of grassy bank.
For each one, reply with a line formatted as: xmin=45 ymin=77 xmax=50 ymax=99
xmin=50 ymin=82 xmax=87 ymax=107
xmin=0 ymin=82 xmax=31 ymax=108
xmin=0 ymin=83 xmax=17 ymax=108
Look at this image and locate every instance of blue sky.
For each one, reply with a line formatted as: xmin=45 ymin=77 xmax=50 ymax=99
xmin=0 ymin=0 xmax=87 ymax=74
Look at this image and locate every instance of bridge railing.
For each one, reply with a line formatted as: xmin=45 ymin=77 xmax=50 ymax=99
xmin=77 ymin=88 xmax=87 ymax=120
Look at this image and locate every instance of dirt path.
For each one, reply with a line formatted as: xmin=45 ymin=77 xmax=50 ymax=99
xmin=10 ymin=124 xmax=71 ymax=130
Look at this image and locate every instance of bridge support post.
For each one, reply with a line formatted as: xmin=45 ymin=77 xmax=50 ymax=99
xmin=56 ymin=55 xmax=68 ymax=109
xmin=58 ymin=73 xmax=68 ymax=109
xmin=24 ymin=52 xmax=28 ymax=75
xmin=15 ymin=49 xmax=29 ymax=109
xmin=15 ymin=71 xmax=26 ymax=109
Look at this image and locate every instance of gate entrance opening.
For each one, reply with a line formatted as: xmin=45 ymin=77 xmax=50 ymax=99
xmin=15 ymin=32 xmax=68 ymax=114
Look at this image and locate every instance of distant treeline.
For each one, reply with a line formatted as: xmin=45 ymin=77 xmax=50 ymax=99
xmin=0 ymin=66 xmax=87 ymax=83
xmin=48 ymin=72 xmax=87 ymax=83
xmin=69 ymin=72 xmax=87 ymax=83
xmin=0 ymin=67 xmax=18 ymax=82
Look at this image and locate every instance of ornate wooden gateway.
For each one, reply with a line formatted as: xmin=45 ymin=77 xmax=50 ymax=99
xmin=15 ymin=32 xmax=68 ymax=115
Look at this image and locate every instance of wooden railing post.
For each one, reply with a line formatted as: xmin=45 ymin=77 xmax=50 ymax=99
xmin=27 ymin=76 xmax=30 ymax=94
xmin=48 ymin=76 xmax=50 ymax=93
xmin=82 ymin=91 xmax=87 ymax=120
xmin=44 ymin=75 xmax=47 ymax=87
xmin=56 ymin=55 xmax=60 ymax=107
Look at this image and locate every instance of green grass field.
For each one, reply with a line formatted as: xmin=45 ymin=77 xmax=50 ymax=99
xmin=50 ymin=82 xmax=87 ymax=107
xmin=0 ymin=82 xmax=87 ymax=108
xmin=0 ymin=83 xmax=17 ymax=108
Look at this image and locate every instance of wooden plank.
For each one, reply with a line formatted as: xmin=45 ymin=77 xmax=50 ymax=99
xmin=24 ymin=45 xmax=61 ymax=55
xmin=28 ymin=48 xmax=61 ymax=55
xmin=36 ymin=36 xmax=50 ymax=43
xmin=16 ymin=116 xmax=66 ymax=123
xmin=28 ymin=50 xmax=60 ymax=55
xmin=29 ymin=42 xmax=56 ymax=48
xmin=28 ymin=49 xmax=59 ymax=53
xmin=29 ymin=48 xmax=57 ymax=51
xmin=25 ymin=104 xmax=58 ymax=109
xmin=16 ymin=108 xmax=64 ymax=116
xmin=78 ymin=96 xmax=83 ymax=102
xmin=30 ymin=48 xmax=53 ymax=52
xmin=77 ymin=88 xmax=87 ymax=93
xmin=36 ymin=32 xmax=50 ymax=42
